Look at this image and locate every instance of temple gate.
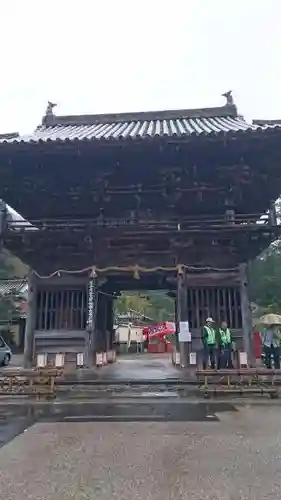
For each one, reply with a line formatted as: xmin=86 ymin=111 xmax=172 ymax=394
xmin=0 ymin=93 xmax=280 ymax=368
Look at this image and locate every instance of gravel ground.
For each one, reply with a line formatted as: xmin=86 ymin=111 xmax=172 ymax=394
xmin=0 ymin=405 xmax=280 ymax=499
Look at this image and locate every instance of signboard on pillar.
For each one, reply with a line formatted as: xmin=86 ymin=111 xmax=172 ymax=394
xmin=86 ymin=269 xmax=97 ymax=332
xmin=86 ymin=268 xmax=98 ymax=365
xmin=179 ymin=321 xmax=191 ymax=342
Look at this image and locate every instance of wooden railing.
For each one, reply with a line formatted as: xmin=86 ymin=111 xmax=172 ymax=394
xmin=8 ymin=212 xmax=277 ymax=232
xmin=196 ymin=368 xmax=280 ymax=398
xmin=0 ymin=368 xmax=63 ymax=400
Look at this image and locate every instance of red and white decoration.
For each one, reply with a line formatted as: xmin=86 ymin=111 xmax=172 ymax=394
xmin=143 ymin=321 xmax=176 ymax=341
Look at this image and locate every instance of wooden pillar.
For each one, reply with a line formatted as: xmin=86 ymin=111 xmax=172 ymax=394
xmin=0 ymin=200 xmax=8 ymax=242
xmin=99 ymin=293 xmax=108 ymax=352
xmin=239 ymin=263 xmax=255 ymax=366
xmin=23 ymin=270 xmax=37 ymax=368
xmin=174 ymin=296 xmax=179 ymax=351
xmin=177 ymin=268 xmax=190 ymax=367
xmin=269 ymin=201 xmax=277 ymax=226
xmin=106 ymin=297 xmax=114 ymax=349
xmin=103 ymin=294 xmax=111 ymax=352
xmin=95 ymin=294 xmax=102 ymax=352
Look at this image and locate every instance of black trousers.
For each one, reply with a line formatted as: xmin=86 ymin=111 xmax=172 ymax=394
xmin=203 ymin=345 xmax=216 ymax=369
xmin=217 ymin=345 xmax=234 ymax=369
xmin=264 ymin=345 xmax=280 ymax=369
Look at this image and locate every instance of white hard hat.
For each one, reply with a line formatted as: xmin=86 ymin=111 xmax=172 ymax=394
xmin=206 ymin=317 xmax=214 ymax=323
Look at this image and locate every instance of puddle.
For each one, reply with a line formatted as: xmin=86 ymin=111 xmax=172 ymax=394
xmin=0 ymin=401 xmax=239 ymax=445
xmin=140 ymin=392 xmax=179 ymax=398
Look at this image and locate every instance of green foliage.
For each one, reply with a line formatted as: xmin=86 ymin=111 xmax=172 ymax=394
xmin=114 ymin=293 xmax=150 ymax=317
xmin=143 ymin=291 xmax=175 ymax=322
xmin=249 ymin=240 xmax=281 ymax=313
xmin=115 ymin=290 xmax=175 ymax=323
xmin=0 ymin=251 xmax=14 ymax=279
xmin=0 ymin=250 xmax=22 ymax=325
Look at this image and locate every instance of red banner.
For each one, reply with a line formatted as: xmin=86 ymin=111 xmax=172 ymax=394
xmin=143 ymin=322 xmax=176 ymax=341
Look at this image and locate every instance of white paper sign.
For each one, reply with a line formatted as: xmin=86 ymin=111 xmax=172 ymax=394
xmin=55 ymin=353 xmax=65 ymax=367
xmin=76 ymin=353 xmax=84 ymax=367
xmin=96 ymin=353 xmax=103 ymax=366
xmin=37 ymin=353 xmax=47 ymax=367
xmin=179 ymin=321 xmax=191 ymax=342
xmin=239 ymin=351 xmax=248 ymax=366
xmin=190 ymin=352 xmax=197 ymax=365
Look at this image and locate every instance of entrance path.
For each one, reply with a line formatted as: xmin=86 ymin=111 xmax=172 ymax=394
xmin=100 ymin=353 xmax=181 ymax=381
xmin=1 ymin=405 xmax=281 ymax=499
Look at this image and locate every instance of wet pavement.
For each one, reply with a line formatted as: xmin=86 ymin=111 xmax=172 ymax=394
xmin=50 ymin=401 xmax=238 ymax=422
xmin=0 ymin=403 xmax=281 ymax=499
xmin=0 ymin=405 xmax=33 ymax=448
xmin=98 ymin=353 xmax=182 ymax=380
xmin=0 ymin=355 xmax=280 ymax=498
xmin=62 ymin=353 xmax=192 ymax=384
xmin=0 ymin=399 xmax=239 ymax=462
xmin=0 ymin=401 xmax=237 ymax=441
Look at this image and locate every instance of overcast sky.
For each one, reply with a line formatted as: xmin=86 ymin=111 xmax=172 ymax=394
xmin=1 ymin=0 xmax=281 ymax=134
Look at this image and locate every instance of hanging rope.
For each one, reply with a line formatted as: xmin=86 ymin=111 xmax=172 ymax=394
xmin=33 ymin=263 xmax=238 ymax=279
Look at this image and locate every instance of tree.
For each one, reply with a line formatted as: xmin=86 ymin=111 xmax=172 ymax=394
xmin=249 ymin=240 xmax=281 ymax=313
xmin=114 ymin=292 xmax=150 ymax=318
xmin=247 ymin=199 xmax=281 ymax=313
xmin=140 ymin=291 xmax=175 ymax=322
xmin=114 ymin=291 xmax=175 ymax=323
xmin=0 ymin=251 xmax=14 ymax=280
xmin=0 ymin=250 xmax=24 ymax=328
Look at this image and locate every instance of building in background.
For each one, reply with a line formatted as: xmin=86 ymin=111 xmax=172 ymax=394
xmin=0 ymin=279 xmax=27 ymax=351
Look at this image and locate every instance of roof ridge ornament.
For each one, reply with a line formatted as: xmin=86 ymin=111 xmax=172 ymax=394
xmin=222 ymin=90 xmax=234 ymax=107
xmin=42 ymin=101 xmax=57 ymax=126
xmin=46 ymin=101 xmax=57 ymax=115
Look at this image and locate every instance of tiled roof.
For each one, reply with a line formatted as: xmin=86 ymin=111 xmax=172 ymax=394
xmin=253 ymin=119 xmax=281 ymax=126
xmin=0 ymin=279 xmax=28 ymax=296
xmin=0 ymin=132 xmax=19 ymax=140
xmin=0 ymin=104 xmax=272 ymax=145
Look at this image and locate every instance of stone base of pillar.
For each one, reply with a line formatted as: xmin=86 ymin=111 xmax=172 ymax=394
xmin=84 ymin=351 xmax=97 ymax=368
xmin=95 ymin=351 xmax=115 ymax=367
xmin=107 ymin=351 xmax=113 ymax=363
xmin=172 ymin=350 xmax=181 ymax=366
xmin=189 ymin=352 xmax=197 ymax=366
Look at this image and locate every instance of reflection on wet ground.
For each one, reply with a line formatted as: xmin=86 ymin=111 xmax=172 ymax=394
xmin=0 ymin=400 xmax=238 ymax=448
xmin=50 ymin=401 xmax=237 ymax=422
xmin=0 ymin=405 xmax=40 ymax=448
xmin=62 ymin=354 xmax=191 ymax=383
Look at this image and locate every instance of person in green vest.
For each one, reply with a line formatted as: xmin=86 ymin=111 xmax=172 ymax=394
xmin=202 ymin=317 xmax=217 ymax=369
xmin=218 ymin=321 xmax=234 ymax=369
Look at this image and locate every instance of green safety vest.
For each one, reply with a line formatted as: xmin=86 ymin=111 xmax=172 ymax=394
xmin=219 ymin=328 xmax=231 ymax=346
xmin=204 ymin=326 xmax=216 ymax=345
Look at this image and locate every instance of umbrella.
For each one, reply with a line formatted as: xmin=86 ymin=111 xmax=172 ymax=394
xmin=259 ymin=313 xmax=281 ymax=325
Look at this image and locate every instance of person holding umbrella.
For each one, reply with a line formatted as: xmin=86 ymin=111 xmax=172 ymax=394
xmin=260 ymin=314 xmax=281 ymax=369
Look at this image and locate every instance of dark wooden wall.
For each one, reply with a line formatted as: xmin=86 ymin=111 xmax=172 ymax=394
xmin=36 ymin=287 xmax=87 ymax=330
xmin=186 ymin=287 xmax=241 ymax=329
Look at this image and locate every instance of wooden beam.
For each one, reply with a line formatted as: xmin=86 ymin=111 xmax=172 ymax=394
xmin=177 ymin=268 xmax=190 ymax=367
xmin=23 ymin=270 xmax=37 ymax=368
xmin=239 ymin=263 xmax=255 ymax=366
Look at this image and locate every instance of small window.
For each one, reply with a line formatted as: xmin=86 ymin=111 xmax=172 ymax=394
xmin=0 ymin=337 xmax=6 ymax=348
